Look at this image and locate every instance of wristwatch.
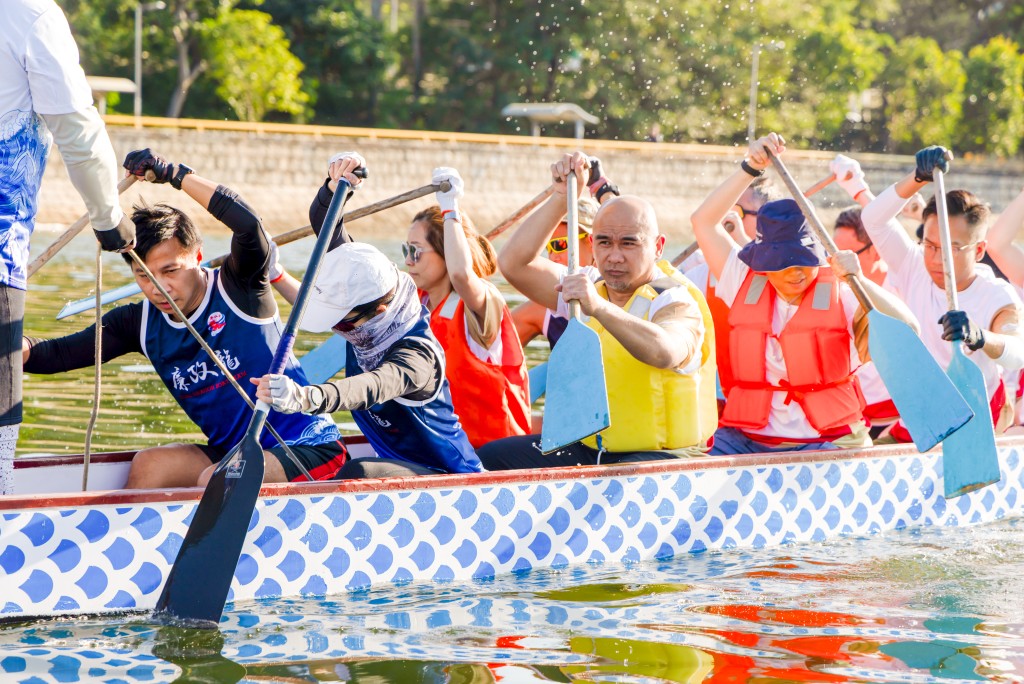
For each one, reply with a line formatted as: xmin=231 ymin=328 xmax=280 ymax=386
xmin=170 ymin=163 xmax=194 ymax=190
xmin=305 ymin=384 xmax=325 ymax=413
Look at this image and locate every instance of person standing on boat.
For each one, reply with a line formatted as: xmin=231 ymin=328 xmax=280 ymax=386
xmin=478 ymin=152 xmax=718 ymax=469
xmin=22 ymin=150 xmax=347 ymax=488
xmin=859 ymin=145 xmax=1024 ymax=437
xmin=252 ymin=153 xmax=482 ymax=479
xmin=1 ymin=0 xmax=136 ymax=494
xmin=690 ymin=133 xmax=920 ymax=454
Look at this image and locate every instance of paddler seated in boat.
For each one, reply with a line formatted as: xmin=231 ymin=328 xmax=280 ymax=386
xmin=252 ymin=153 xmax=483 ymax=479
xmin=22 ymin=150 xmax=348 ymax=488
xmin=478 ymin=151 xmax=719 ymax=469
xmin=859 ymin=145 xmax=1024 ymax=438
xmin=690 ymin=133 xmax=920 ymax=454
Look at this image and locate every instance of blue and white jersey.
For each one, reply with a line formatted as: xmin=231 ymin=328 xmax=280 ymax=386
xmin=2 ymin=1 xmax=95 ymax=289
xmin=142 ymin=269 xmax=342 ymax=452
xmin=345 ymin=314 xmax=482 ymax=474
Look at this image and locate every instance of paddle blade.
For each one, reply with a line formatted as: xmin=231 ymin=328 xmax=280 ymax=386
xmin=528 ymin=362 xmax=548 ymax=404
xmin=942 ymin=346 xmax=1000 ymax=498
xmin=867 ymin=310 xmax=973 ymax=452
xmin=540 ymin=320 xmax=610 ymax=453
xmin=154 ymin=416 xmax=268 ymax=626
xmin=300 ymin=335 xmax=348 ymax=384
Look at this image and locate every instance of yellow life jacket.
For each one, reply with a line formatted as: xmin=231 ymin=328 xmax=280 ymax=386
xmin=582 ymin=260 xmax=718 ymax=451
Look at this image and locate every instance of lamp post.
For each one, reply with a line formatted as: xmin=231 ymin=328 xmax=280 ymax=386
xmin=134 ymin=1 xmax=166 ymax=119
xmin=747 ymin=40 xmax=784 ymax=143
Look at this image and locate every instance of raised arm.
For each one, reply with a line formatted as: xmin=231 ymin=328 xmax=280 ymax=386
xmin=430 ymin=167 xmax=492 ymax=322
xmin=984 ymin=185 xmax=1024 ymax=286
xmin=309 ymin=152 xmax=367 ymax=250
xmin=498 ymin=152 xmax=590 ymax=311
xmin=691 ymin=133 xmax=786 ymax=280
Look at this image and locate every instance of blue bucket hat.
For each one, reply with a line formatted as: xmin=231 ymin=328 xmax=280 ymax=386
xmin=737 ymin=199 xmax=826 ymax=272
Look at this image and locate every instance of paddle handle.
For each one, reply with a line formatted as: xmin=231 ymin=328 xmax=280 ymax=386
xmin=566 ymin=174 xmax=582 ymax=320
xmin=766 ymin=151 xmax=876 ymax=313
xmin=485 ymin=185 xmax=555 ymax=239
xmin=671 ymin=241 xmax=700 ymax=268
xmin=804 ymin=173 xmax=837 ymax=198
xmin=27 ymin=175 xmax=137 ymax=278
xmin=933 ymin=168 xmax=960 ymax=311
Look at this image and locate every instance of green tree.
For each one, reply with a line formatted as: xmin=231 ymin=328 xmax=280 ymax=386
xmin=200 ymin=9 xmax=309 ymax=122
xmin=957 ymin=36 xmax=1024 ymax=157
xmin=877 ymin=37 xmax=965 ymax=152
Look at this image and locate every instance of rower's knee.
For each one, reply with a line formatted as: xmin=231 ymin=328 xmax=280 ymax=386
xmin=196 ymin=464 xmax=215 ymax=487
xmin=125 ymin=447 xmax=170 ymax=489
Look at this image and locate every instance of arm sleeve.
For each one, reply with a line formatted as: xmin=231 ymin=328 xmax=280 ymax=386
xmin=316 ymin=338 xmax=443 ymax=412
xmin=210 ymin=186 xmax=277 ymax=319
xmin=860 ymin=184 xmax=918 ymax=274
xmin=309 ymin=179 xmax=354 ymax=251
xmin=25 ymin=5 xmax=94 ymax=115
xmin=24 ymin=304 xmax=143 ymax=374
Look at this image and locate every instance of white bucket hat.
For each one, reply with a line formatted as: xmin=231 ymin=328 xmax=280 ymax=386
xmin=300 ymin=242 xmax=399 ymax=333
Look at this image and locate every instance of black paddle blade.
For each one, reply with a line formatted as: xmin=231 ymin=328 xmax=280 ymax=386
xmin=154 ymin=413 xmax=268 ymax=627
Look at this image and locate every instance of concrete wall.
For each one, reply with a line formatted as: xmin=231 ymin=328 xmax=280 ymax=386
xmin=36 ymin=118 xmax=1024 ymax=243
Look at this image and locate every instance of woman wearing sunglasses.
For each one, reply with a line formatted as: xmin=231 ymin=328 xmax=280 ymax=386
xmin=253 ymin=153 xmax=482 ymax=479
xmin=401 ymin=168 xmax=532 ymax=448
xmin=510 ymin=197 xmax=598 ymax=348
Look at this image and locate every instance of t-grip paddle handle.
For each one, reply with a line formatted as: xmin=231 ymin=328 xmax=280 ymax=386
xmin=765 ymin=150 xmax=877 ymax=314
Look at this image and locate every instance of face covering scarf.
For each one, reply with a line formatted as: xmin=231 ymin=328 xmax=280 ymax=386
xmin=337 ymin=269 xmax=422 ymax=372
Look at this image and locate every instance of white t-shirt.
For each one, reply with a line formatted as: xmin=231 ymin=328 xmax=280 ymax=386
xmin=554 ymin=264 xmax=705 ymax=375
xmin=861 ymin=185 xmax=1024 ymax=399
xmin=1 ymin=0 xmax=94 ymax=287
xmin=715 ymin=249 xmax=864 ymax=439
xmin=678 ymin=247 xmax=706 ymax=275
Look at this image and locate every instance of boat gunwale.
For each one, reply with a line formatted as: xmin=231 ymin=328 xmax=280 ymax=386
xmin=8 ymin=437 xmax=1010 ymax=513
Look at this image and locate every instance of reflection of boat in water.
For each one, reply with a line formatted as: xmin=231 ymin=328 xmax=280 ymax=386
xmin=2 ymin=437 xmax=1023 ymax=622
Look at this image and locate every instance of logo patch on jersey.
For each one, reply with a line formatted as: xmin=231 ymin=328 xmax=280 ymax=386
xmin=207 ymin=311 xmax=226 ymax=336
xmin=225 ymin=458 xmax=245 ymax=479
xmin=369 ymin=412 xmax=392 ymax=428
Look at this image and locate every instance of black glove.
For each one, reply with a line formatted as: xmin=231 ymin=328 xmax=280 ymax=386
xmin=587 ymin=156 xmax=604 ymax=188
xmin=938 ymin=310 xmax=985 ymax=351
xmin=123 ymin=148 xmax=174 ymax=183
xmin=914 ymin=146 xmax=951 ymax=183
xmin=93 ymin=213 xmax=136 ymax=253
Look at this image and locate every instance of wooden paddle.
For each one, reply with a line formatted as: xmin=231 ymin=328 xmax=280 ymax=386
xmin=933 ymin=167 xmax=1001 ymax=497
xmin=153 ymin=176 xmax=360 ymax=626
xmin=56 ymin=182 xmax=445 ymax=320
xmin=670 ymin=172 xmax=837 ymax=269
xmin=485 ymin=185 xmax=555 ymax=239
xmin=539 ymin=174 xmax=610 ymax=453
xmin=768 ymin=151 xmax=973 ymax=452
xmin=27 ymin=175 xmax=137 ymax=278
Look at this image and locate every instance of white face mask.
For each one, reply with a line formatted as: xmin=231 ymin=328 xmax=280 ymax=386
xmin=337 ymin=270 xmax=422 ymax=371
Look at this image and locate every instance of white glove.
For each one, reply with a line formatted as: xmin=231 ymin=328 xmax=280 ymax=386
xmin=267 ymin=239 xmax=284 ymax=282
xmin=432 ymin=167 xmax=464 ymax=212
xmin=830 ymin=154 xmax=869 ymax=198
xmin=327 ymin=151 xmax=366 ymax=171
xmin=266 ymin=374 xmax=311 ymax=414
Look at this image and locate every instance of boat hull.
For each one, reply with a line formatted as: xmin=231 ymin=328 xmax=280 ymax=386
xmin=2 ymin=441 xmax=1023 ymax=621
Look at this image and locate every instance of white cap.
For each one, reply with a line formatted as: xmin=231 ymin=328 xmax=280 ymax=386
xmin=300 ymin=242 xmax=399 ymax=333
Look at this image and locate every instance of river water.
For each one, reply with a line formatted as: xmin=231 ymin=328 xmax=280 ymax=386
xmin=11 ymin=228 xmax=1024 ymax=682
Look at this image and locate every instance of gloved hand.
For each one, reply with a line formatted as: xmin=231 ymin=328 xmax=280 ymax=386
xmin=123 ymin=148 xmax=174 ymax=183
xmin=830 ymin=154 xmax=869 ymax=198
xmin=94 ymin=211 xmax=136 ymax=253
xmin=939 ymin=310 xmax=986 ymax=351
xmin=828 ymin=250 xmax=863 ymax=280
xmin=914 ymin=146 xmax=952 ymax=183
xmin=264 ymin=374 xmax=312 ymax=414
xmin=326 ymin=151 xmax=368 ymax=193
xmin=432 ymin=167 xmax=464 ymax=212
xmin=587 ymin=156 xmax=606 ymax=191
xmin=267 ymin=238 xmax=284 ymax=283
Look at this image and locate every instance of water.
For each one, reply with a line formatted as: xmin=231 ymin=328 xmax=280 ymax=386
xmin=16 ymin=229 xmax=1024 ymax=682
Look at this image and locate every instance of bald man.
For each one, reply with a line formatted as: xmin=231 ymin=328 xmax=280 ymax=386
xmin=482 ymin=152 xmax=718 ymax=468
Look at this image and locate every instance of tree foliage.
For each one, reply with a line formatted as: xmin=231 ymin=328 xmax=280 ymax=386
xmin=959 ymin=36 xmax=1024 ymax=157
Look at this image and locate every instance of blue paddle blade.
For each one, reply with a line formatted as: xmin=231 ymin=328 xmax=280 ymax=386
xmin=153 ymin=413 xmax=268 ymax=626
xmin=528 ymin=361 xmax=548 ymax=404
xmin=867 ymin=310 xmax=974 ymax=452
xmin=540 ymin=320 xmax=610 ymax=453
xmin=300 ymin=335 xmax=348 ymax=384
xmin=942 ymin=345 xmax=1001 ymax=498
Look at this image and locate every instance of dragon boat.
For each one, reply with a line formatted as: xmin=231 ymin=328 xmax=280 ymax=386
xmin=2 ymin=436 xmax=1023 ymax=622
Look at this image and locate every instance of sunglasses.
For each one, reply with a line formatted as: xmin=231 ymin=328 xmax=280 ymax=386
xmin=546 ymin=232 xmax=591 ymax=254
xmin=734 ymin=204 xmax=758 ymax=219
xmin=401 ymin=242 xmax=432 ymax=264
xmin=332 ymin=289 xmax=396 ymax=333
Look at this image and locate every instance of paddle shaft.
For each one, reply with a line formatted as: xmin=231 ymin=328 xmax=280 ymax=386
xmin=566 ymin=175 xmax=582 ymax=320
xmin=485 ymin=185 xmax=555 ymax=239
xmin=767 ymin=152 xmax=877 ymax=312
xmin=670 ymin=172 xmax=836 ymax=269
xmin=933 ymin=168 xmax=960 ymax=310
xmin=27 ymin=175 xmax=137 ymax=278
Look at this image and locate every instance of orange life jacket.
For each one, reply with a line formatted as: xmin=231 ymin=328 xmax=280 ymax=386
xmin=721 ymin=268 xmax=866 ymax=435
xmin=705 ymin=274 xmax=735 ymax=396
xmin=427 ymin=291 xmax=532 ymax=448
